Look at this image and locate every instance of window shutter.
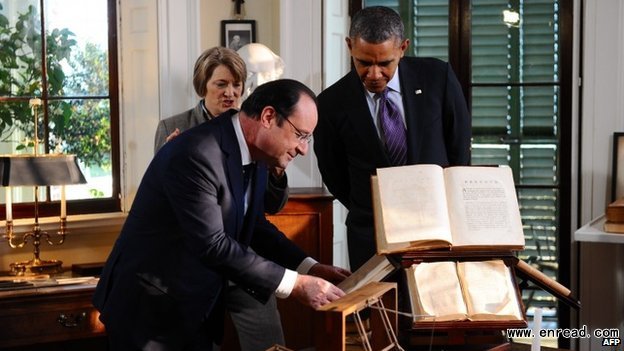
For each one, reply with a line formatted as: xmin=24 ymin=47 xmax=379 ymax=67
xmin=471 ymin=0 xmax=561 ymax=325
xmin=413 ymin=0 xmax=449 ymax=61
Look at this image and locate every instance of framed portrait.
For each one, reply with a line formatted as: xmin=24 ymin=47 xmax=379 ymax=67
xmin=221 ymin=20 xmax=256 ymax=51
xmin=612 ymin=132 xmax=624 ymax=201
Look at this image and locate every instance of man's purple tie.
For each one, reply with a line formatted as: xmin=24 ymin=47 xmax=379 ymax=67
xmin=377 ymin=88 xmax=407 ymax=165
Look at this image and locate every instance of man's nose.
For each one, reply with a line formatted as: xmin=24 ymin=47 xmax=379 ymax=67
xmin=367 ymin=65 xmax=382 ymax=79
xmin=295 ymin=141 xmax=309 ymax=156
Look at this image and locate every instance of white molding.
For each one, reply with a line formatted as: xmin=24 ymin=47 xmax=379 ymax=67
xmin=322 ymin=0 xmax=350 ymax=269
xmin=580 ymin=0 xmax=596 ymax=224
xmin=119 ymin=0 xmax=160 ymax=209
xmin=279 ymin=1 xmax=322 ymax=94
xmin=322 ymin=0 xmax=350 ymax=89
xmin=569 ymin=0 xmax=582 ymax=338
xmin=279 ymin=0 xmax=323 ymax=188
xmin=157 ymin=0 xmax=200 ymax=119
xmin=580 ymin=0 xmax=623 ymax=221
xmin=578 ymin=1 xmax=624 ymax=348
xmin=618 ymin=2 xmax=624 ymax=132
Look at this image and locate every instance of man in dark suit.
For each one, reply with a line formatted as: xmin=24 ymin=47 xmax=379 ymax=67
xmin=314 ymin=6 xmax=471 ymax=271
xmin=94 ymin=79 xmax=349 ymax=350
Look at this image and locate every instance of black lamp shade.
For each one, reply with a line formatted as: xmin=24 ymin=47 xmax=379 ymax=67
xmin=0 ymin=154 xmax=87 ymax=186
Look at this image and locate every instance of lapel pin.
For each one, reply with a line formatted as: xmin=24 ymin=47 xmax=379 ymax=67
xmin=415 ymin=89 xmax=422 ymax=95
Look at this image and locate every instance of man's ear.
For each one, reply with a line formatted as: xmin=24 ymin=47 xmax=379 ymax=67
xmin=259 ymin=106 xmax=276 ymax=128
xmin=399 ymin=39 xmax=410 ymax=57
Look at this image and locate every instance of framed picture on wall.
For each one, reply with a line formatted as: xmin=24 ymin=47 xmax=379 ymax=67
xmin=221 ymin=20 xmax=256 ymax=51
xmin=612 ymin=132 xmax=624 ymax=201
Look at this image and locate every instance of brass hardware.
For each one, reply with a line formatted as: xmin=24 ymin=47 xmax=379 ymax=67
xmin=57 ymin=312 xmax=86 ymax=328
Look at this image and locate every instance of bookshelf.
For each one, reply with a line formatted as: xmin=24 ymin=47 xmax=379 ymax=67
xmin=574 ymin=215 xmax=624 ymax=244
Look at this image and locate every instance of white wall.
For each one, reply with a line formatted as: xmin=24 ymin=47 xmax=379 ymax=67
xmin=322 ymin=0 xmax=351 ymax=269
xmin=157 ymin=0 xmax=200 ymax=118
xmin=200 ymin=0 xmax=281 ymax=59
xmin=278 ymin=1 xmax=324 ymax=187
xmin=577 ymin=0 xmax=624 ymax=349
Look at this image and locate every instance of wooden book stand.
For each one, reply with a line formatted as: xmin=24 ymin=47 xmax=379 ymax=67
xmin=316 ymin=282 xmax=403 ymax=351
xmin=397 ymin=250 xmax=580 ymax=350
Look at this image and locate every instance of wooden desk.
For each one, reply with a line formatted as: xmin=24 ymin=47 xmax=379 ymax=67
xmin=0 ymin=280 xmax=106 ymax=351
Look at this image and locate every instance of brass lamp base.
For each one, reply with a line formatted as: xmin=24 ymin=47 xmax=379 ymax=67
xmin=10 ymin=258 xmax=64 ymax=276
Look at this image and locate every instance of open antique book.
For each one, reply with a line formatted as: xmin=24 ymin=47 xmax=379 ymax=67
xmin=372 ymin=165 xmax=525 ymax=254
xmin=406 ymin=259 xmax=523 ymax=322
xmin=337 ymin=254 xmax=397 ymax=294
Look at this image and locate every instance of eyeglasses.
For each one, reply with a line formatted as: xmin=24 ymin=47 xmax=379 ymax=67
xmin=283 ymin=118 xmax=313 ymax=144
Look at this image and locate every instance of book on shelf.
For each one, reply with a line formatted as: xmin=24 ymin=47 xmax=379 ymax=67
xmin=604 ymin=220 xmax=624 ymax=234
xmin=606 ymin=197 xmax=624 ymax=223
xmin=371 ymin=164 xmax=525 ymax=254
xmin=405 ymin=259 xmax=523 ymax=323
xmin=337 ymin=254 xmax=397 ymax=294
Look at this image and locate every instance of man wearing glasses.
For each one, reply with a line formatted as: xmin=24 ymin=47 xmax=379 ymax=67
xmin=284 ymin=116 xmax=314 ymax=144
xmin=94 ymin=79 xmax=350 ymax=350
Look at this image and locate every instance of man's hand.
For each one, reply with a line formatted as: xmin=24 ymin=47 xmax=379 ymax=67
xmin=308 ymin=263 xmax=351 ymax=285
xmin=290 ymin=274 xmax=345 ymax=310
xmin=165 ymin=128 xmax=181 ymax=143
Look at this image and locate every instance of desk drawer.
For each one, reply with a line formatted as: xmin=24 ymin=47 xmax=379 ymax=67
xmin=0 ymin=287 xmax=105 ymax=348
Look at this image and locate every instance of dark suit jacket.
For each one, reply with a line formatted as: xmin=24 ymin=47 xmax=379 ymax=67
xmin=154 ymin=101 xmax=289 ymax=214
xmin=314 ymin=57 xmax=471 ymax=269
xmin=94 ymin=110 xmax=307 ymax=347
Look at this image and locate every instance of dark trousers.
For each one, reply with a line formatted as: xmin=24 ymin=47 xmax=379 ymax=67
xmin=106 ymin=321 xmax=214 ymax=351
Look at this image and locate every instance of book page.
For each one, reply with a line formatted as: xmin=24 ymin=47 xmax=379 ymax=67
xmin=443 ymin=166 xmax=525 ymax=249
xmin=375 ymin=165 xmax=453 ymax=245
xmin=406 ymin=262 xmax=468 ymax=322
xmin=337 ymin=254 xmax=395 ymax=294
xmin=457 ymin=260 xmax=523 ymax=321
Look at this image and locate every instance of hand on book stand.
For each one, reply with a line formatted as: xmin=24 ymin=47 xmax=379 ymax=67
xmin=316 ymin=282 xmax=404 ymax=351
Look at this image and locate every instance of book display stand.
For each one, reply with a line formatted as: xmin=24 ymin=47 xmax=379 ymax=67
xmin=396 ymin=250 xmax=579 ymax=350
xmin=316 ymin=282 xmax=402 ymax=351
xmin=397 ymin=250 xmax=523 ymax=350
xmin=320 ymin=165 xmax=579 ymax=350
xmin=368 ymin=165 xmax=579 ymax=349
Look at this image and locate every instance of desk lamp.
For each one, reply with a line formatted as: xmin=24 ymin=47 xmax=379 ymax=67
xmin=1 ymin=98 xmax=86 ymax=275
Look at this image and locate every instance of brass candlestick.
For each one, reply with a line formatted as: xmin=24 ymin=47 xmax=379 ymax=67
xmin=2 ymin=98 xmax=86 ymax=276
xmin=4 ymin=187 xmax=68 ymax=275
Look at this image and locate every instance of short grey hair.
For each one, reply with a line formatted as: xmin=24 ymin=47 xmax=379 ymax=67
xmin=349 ymin=6 xmax=404 ymax=44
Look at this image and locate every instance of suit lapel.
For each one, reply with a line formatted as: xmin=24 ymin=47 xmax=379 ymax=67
xmin=238 ymin=162 xmax=268 ymax=245
xmin=398 ymin=59 xmax=424 ymax=164
xmin=344 ymin=71 xmax=390 ymax=166
xmin=190 ymin=101 xmax=209 ymax=126
xmin=218 ymin=112 xmax=245 ymax=236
